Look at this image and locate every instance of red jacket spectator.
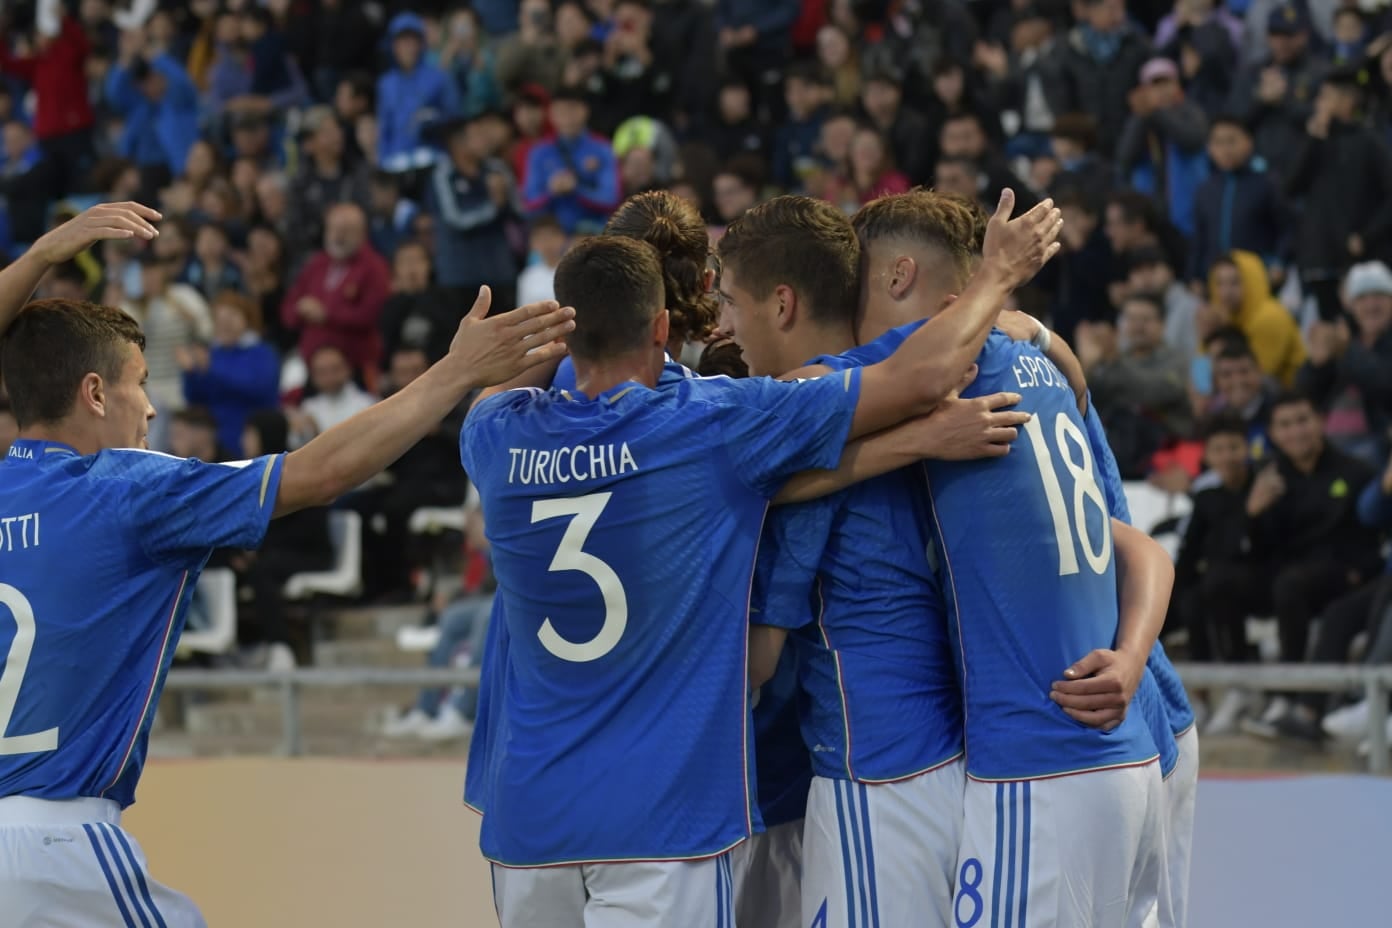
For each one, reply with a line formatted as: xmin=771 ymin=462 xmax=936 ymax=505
xmin=0 ymin=15 xmax=93 ymax=140
xmin=281 ymin=203 xmax=391 ymax=379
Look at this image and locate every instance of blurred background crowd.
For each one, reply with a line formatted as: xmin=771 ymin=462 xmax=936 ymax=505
xmin=2 ymin=0 xmax=1392 ymax=749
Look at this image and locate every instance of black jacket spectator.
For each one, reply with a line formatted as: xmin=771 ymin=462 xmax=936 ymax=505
xmin=1053 ymin=4 xmax=1152 ymax=156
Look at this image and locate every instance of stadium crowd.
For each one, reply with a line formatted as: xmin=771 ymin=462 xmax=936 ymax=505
xmin=0 ymin=0 xmax=1391 ymax=748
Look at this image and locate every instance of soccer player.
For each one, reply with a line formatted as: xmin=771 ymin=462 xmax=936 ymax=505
xmin=853 ymin=189 xmax=1198 ymax=927
xmin=462 ymin=197 xmax=1060 ymax=926
xmin=719 ymin=195 xmax=1173 ymax=927
xmin=0 ymin=236 xmax=574 ymax=924
xmin=832 ymin=190 xmax=1178 ymax=925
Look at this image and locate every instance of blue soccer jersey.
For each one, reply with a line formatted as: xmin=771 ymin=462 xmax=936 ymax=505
xmin=0 ymin=440 xmax=283 ymax=807
xmin=1084 ymin=401 xmax=1196 ymax=741
xmin=891 ymin=329 xmax=1157 ymax=780
xmin=551 ymin=353 xmax=697 ymax=392
xmin=755 ymin=353 xmax=962 ymax=784
xmin=460 ymin=371 xmax=861 ymax=866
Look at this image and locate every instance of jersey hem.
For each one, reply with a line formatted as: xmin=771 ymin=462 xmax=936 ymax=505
xmin=844 ymin=750 xmax=965 ymax=786
xmin=483 ymin=835 xmax=749 ymax=870
xmin=966 ymin=754 xmax=1160 ymax=784
xmin=463 ymin=799 xmax=483 ymax=817
xmin=1172 ymin=720 xmax=1197 ymax=739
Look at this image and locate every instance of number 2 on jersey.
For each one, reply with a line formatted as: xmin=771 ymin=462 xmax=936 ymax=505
xmin=0 ymin=583 xmax=60 ymax=755
xmin=532 ymin=492 xmax=628 ymax=663
xmin=1024 ymin=413 xmax=1112 ymax=576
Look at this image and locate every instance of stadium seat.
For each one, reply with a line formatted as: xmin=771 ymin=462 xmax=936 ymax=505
xmin=177 ymin=568 xmax=238 ymax=655
xmin=283 ymin=510 xmax=364 ymax=601
xmin=1121 ymin=481 xmax=1193 ymax=560
xmin=408 ymin=507 xmax=466 ymax=535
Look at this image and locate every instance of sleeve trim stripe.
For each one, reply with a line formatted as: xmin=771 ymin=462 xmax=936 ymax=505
xmin=258 ymin=455 xmax=278 ymax=509
xmin=843 ymin=369 xmax=852 ymax=392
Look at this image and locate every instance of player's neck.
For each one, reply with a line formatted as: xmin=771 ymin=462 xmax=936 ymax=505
xmin=572 ymin=351 xmax=662 ymax=397
xmin=858 ymin=298 xmax=920 ymax=345
xmin=16 ymin=424 xmax=99 ymax=457
xmin=787 ymin=320 xmax=854 ymax=369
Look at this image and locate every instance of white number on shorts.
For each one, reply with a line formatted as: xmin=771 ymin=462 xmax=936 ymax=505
xmin=531 ymin=492 xmax=628 ymax=662
xmin=0 ymin=583 xmax=60 ymax=755
xmin=1023 ymin=413 xmax=1112 ymax=577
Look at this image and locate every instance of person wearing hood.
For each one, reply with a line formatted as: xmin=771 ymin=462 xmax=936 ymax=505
xmin=377 ymin=12 xmax=461 ymax=173
xmin=1205 ymin=250 xmax=1305 ymax=385
xmin=1117 ymin=56 xmax=1210 ymax=238
xmin=1188 ymin=115 xmax=1288 ymax=285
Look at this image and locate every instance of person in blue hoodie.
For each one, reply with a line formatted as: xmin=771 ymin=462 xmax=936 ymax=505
xmin=522 ymin=86 xmax=619 ymax=234
xmin=377 ymin=12 xmax=461 ymax=174
xmin=1117 ymin=56 xmax=1210 ymax=239
xmin=1187 ymin=114 xmax=1288 ymax=285
xmin=104 ymin=40 xmax=200 ymax=184
xmin=179 ymin=290 xmax=282 ymax=457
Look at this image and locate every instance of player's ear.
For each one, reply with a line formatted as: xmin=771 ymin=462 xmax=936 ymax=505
xmin=78 ymin=372 xmax=106 ymax=419
xmin=702 ymin=267 xmax=715 ymax=292
xmin=774 ymin=284 xmax=797 ymax=330
xmin=889 ymin=255 xmax=916 ymax=299
xmin=652 ymin=308 xmax=670 ymax=347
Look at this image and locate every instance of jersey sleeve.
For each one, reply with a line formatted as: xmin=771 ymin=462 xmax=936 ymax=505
xmin=753 ymin=499 xmax=837 ymax=629
xmin=127 ymin=453 xmax=285 ymax=564
xmin=461 ymin=387 xmax=543 ymax=485
xmin=1084 ymin=395 xmax=1132 ymax=525
xmin=716 ymin=369 xmax=863 ymax=498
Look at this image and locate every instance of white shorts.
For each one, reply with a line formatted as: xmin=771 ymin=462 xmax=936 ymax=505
xmin=1162 ymin=726 xmax=1199 ymax=928
xmin=0 ymin=796 xmax=205 ymax=928
xmin=955 ymin=763 xmax=1164 ymax=928
xmin=802 ymin=760 xmax=965 ymax=928
xmin=730 ymin=819 xmax=802 ymax=928
xmin=490 ymin=852 xmax=734 ymax=928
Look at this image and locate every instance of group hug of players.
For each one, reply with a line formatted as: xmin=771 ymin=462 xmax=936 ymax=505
xmin=459 ymin=186 xmax=1198 ymax=928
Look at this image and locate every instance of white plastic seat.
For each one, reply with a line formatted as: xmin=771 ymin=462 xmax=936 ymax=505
xmin=177 ymin=568 xmax=238 ymax=655
xmin=282 ymin=510 xmax=364 ymax=600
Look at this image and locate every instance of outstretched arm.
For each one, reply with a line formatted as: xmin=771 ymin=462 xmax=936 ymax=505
xmin=774 ymin=386 xmax=1029 ymax=503
xmin=276 ymin=289 xmax=573 ymax=516
xmin=1049 ymin=520 xmax=1174 ymax=729
xmin=995 ymin=309 xmax=1088 ymax=413
xmin=0 ymin=203 xmax=161 ymax=338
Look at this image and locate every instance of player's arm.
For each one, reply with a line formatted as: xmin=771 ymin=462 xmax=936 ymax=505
xmin=774 ymin=385 xmax=1029 ymax=504
xmin=0 ymin=202 xmax=161 ymax=337
xmin=749 ymin=624 xmax=789 ymax=690
xmin=275 ymin=288 xmax=573 ymax=516
xmin=1049 ymin=520 xmax=1174 ymax=729
xmin=847 ymin=191 xmax=1063 ymax=440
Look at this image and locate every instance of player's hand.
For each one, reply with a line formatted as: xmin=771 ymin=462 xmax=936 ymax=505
xmin=444 ymin=285 xmax=575 ymax=390
xmin=29 ymin=202 xmax=161 ymax=265
xmin=1049 ymin=648 xmax=1145 ymax=731
xmin=981 ymin=190 xmax=1063 ymax=291
xmin=909 ymin=373 xmax=1029 ymax=461
xmin=994 ymin=308 xmax=1045 ymax=344
xmin=1246 ymin=464 xmax=1285 ymax=516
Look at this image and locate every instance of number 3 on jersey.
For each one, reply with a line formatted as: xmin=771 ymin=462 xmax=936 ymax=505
xmin=0 ymin=583 xmax=60 ymax=755
xmin=1024 ymin=413 xmax=1112 ymax=576
xmin=532 ymin=492 xmax=628 ymax=663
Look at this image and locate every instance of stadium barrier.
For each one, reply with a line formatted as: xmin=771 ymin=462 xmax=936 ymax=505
xmin=161 ymin=663 xmax=1392 ymax=773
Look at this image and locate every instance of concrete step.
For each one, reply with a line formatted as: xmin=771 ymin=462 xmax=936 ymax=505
xmin=1198 ymin=733 xmax=1371 ymax=774
xmin=312 ymin=637 xmax=424 ymax=669
xmin=184 ymin=699 xmax=391 ymax=738
xmin=148 ymin=730 xmax=474 ymax=759
xmin=309 ymin=604 xmax=431 ymax=641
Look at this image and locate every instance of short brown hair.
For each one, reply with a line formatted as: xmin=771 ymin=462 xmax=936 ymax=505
xmin=605 ymin=190 xmax=719 ymax=345
xmin=715 ymin=195 xmax=860 ymax=325
xmin=212 ymin=289 xmax=263 ymax=335
xmin=554 ymin=236 xmax=665 ymax=362
xmin=852 ymin=189 xmax=986 ymax=287
xmin=0 ymin=299 xmax=146 ymax=427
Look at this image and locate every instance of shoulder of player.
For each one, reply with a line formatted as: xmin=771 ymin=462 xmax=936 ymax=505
xmin=88 ymin=448 xmax=265 ymax=482
xmin=465 ymin=386 xmax=550 ymax=423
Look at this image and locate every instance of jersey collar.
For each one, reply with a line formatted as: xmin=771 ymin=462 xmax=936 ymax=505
xmin=6 ymin=439 xmax=79 ymax=461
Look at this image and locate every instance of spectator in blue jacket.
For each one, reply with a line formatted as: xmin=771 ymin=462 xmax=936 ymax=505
xmin=179 ymin=290 xmax=282 ymax=457
xmin=1117 ymin=57 xmax=1210 ymax=239
xmin=428 ymin=113 xmax=518 ymax=307
xmin=522 ymin=87 xmax=620 ymax=234
xmin=1188 ymin=115 xmax=1288 ymax=285
xmin=716 ymin=0 xmax=802 ymax=121
xmin=104 ymin=42 xmax=200 ymax=183
xmin=377 ymin=13 xmax=461 ymax=173
xmin=771 ymin=62 xmax=832 ymax=191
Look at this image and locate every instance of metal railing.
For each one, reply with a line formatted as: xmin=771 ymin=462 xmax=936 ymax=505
xmin=161 ymin=663 xmax=1392 ymax=774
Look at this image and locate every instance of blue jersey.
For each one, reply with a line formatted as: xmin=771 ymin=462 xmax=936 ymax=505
xmin=750 ymin=649 xmax=812 ymax=828
xmin=0 ymin=440 xmax=282 ymax=807
xmin=460 ymin=371 xmax=861 ymax=866
xmin=753 ymin=350 xmax=962 ymax=784
xmin=464 ymin=357 xmax=718 ymax=817
xmin=851 ymin=326 xmax=1158 ymax=780
xmin=1084 ymin=402 xmax=1195 ymax=741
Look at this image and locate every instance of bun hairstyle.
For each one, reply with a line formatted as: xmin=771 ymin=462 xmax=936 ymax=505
xmin=604 ymin=191 xmax=719 ymax=345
